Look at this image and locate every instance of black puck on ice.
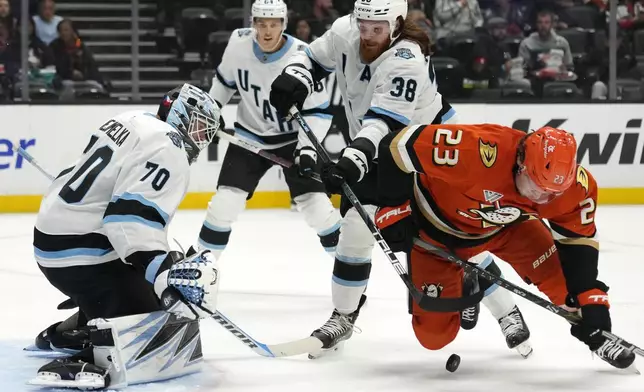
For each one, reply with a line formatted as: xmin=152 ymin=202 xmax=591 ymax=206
xmin=445 ymin=353 xmax=461 ymax=372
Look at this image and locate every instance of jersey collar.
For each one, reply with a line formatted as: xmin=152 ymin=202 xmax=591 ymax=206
xmin=253 ymin=34 xmax=294 ymax=64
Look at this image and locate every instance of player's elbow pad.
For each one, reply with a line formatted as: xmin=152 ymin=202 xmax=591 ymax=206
xmin=377 ymin=132 xmax=414 ymax=206
xmin=556 ymin=241 xmax=600 ymax=296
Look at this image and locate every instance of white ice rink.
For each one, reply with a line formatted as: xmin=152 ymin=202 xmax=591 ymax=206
xmin=1 ymin=207 xmax=642 ymax=391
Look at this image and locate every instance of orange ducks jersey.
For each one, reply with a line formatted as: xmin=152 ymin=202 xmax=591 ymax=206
xmin=386 ymin=123 xmax=598 ymax=251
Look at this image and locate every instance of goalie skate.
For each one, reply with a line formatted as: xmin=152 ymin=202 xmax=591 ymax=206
xmin=308 ymin=294 xmax=367 ymax=359
xmin=28 ymin=356 xmax=110 ymax=390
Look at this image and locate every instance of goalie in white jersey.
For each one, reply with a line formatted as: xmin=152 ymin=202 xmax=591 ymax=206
xmin=197 ymin=0 xmax=341 ymax=259
xmin=29 ymin=84 xmax=223 ymax=390
xmin=269 ymin=0 xmax=529 ymax=357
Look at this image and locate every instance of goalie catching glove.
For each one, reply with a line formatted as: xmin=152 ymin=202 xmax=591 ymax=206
xmin=150 ymin=248 xmax=220 ymax=319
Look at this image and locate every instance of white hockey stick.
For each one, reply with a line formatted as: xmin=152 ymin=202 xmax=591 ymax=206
xmin=17 ymin=146 xmax=321 ymax=358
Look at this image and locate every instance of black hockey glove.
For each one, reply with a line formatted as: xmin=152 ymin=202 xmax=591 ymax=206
xmin=566 ymin=281 xmax=611 ymax=351
xmin=321 ymin=146 xmax=369 ymax=194
xmin=295 ymin=147 xmax=317 ymax=178
xmin=375 ymin=201 xmax=413 ymax=253
xmin=270 ymin=64 xmax=313 ymax=118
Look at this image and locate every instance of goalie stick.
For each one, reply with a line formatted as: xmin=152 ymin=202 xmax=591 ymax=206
xmin=289 ymin=108 xmax=484 ymax=312
xmin=412 ymin=236 xmax=644 ymax=358
xmin=16 ymin=145 xmax=321 ymax=358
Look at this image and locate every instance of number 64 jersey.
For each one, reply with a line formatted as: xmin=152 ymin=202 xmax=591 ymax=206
xmin=35 ymin=110 xmax=190 ymax=268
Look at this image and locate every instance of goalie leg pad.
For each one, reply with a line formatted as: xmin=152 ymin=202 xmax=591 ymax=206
xmin=199 ymin=186 xmax=248 ymax=257
xmin=293 ymin=192 xmax=341 ymax=256
xmin=91 ymin=311 xmax=203 ymax=389
xmin=332 ymin=206 xmax=376 ymax=314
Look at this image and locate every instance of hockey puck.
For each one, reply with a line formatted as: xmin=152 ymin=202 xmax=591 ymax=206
xmin=445 ymin=354 xmax=461 ymax=372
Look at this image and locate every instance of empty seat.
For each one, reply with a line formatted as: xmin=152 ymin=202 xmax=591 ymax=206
xmin=208 ymin=31 xmax=232 ymax=66
xmin=556 ymin=28 xmax=588 ymax=61
xmin=181 ymin=8 xmax=219 ymax=55
xmin=542 ymin=81 xmax=581 ymax=98
xmin=446 ymin=31 xmax=478 ymax=64
xmin=469 ymin=88 xmax=502 ymax=100
xmin=432 ymin=57 xmax=464 ymax=98
xmin=224 ymin=8 xmax=246 ymax=31
xmin=616 ymin=79 xmax=644 ymax=101
xmin=501 ymin=81 xmax=534 ymax=98
xmin=563 ymin=6 xmax=599 ymax=30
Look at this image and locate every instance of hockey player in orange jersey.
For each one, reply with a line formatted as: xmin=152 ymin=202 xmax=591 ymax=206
xmin=375 ymin=124 xmax=636 ymax=370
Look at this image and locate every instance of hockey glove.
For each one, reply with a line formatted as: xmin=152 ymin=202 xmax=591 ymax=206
xmin=375 ymin=201 xmax=413 ymax=253
xmin=566 ymin=281 xmax=611 ymax=351
xmin=295 ymin=147 xmax=317 ymax=178
xmin=153 ymin=250 xmax=220 ymax=320
xmin=321 ymin=147 xmax=368 ymax=194
xmin=270 ymin=64 xmax=313 ymax=118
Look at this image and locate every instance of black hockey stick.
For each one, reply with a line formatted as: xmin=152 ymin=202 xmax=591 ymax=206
xmin=216 ymin=128 xmax=322 ymax=183
xmin=290 ymin=108 xmax=483 ymax=312
xmin=412 ymin=237 xmax=644 ymax=358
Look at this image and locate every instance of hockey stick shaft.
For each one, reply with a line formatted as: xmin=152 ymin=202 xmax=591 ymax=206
xmin=412 ymin=237 xmax=644 ymax=357
xmin=216 ymin=129 xmax=322 ymax=183
xmin=14 ymin=145 xmax=55 ymax=181
xmin=289 ymin=108 xmax=482 ymax=312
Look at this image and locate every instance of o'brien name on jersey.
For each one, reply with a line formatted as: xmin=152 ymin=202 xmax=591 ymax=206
xmin=99 ymin=119 xmax=131 ymax=147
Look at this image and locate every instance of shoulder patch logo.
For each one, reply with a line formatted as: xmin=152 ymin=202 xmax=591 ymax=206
xmin=577 ymin=166 xmax=589 ymax=193
xmin=237 ymin=28 xmax=252 ymax=37
xmin=394 ymin=48 xmax=415 ymax=59
xmin=479 ymin=139 xmax=497 ymax=168
xmin=166 ymin=131 xmax=183 ymax=149
xmin=297 ymin=44 xmax=307 ymax=51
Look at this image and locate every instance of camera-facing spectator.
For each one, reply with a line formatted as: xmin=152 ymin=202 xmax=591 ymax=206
xmin=33 ymin=0 xmax=62 ymax=45
xmin=0 ymin=0 xmax=16 ymax=36
xmin=471 ymin=17 xmax=516 ymax=87
xmin=433 ymin=0 xmax=484 ymax=40
xmin=518 ymin=11 xmax=574 ymax=80
xmin=292 ymin=17 xmax=314 ymax=43
xmin=50 ymin=19 xmax=105 ymax=98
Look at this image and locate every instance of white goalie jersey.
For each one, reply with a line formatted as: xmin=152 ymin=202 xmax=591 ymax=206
xmin=210 ymin=28 xmax=332 ymax=149
xmin=34 ymin=110 xmax=190 ymax=268
xmin=285 ymin=15 xmax=456 ymax=153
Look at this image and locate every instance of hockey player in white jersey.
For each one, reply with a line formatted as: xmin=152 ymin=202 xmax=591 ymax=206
xmin=197 ymin=0 xmax=341 ymax=260
xmin=270 ymin=0 xmax=531 ymax=357
xmin=29 ymin=84 xmax=223 ymax=390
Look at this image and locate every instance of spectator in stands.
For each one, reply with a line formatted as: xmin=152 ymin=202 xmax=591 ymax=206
xmin=0 ymin=0 xmax=16 ymax=36
xmin=518 ymin=11 xmax=574 ymax=78
xmin=292 ymin=17 xmax=314 ymax=43
xmin=307 ymin=0 xmax=339 ymax=37
xmin=471 ymin=17 xmax=515 ymax=87
xmin=26 ymin=17 xmax=53 ymax=68
xmin=433 ymin=0 xmax=484 ymax=40
xmin=50 ymin=19 xmax=105 ymax=99
xmin=33 ymin=0 xmax=62 ymax=45
xmin=0 ymin=21 xmax=19 ymax=92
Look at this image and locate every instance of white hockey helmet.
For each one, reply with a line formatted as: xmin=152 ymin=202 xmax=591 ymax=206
xmin=159 ymin=84 xmax=221 ymax=164
xmin=353 ymin=0 xmax=408 ymax=40
xmin=251 ymin=0 xmax=288 ymax=31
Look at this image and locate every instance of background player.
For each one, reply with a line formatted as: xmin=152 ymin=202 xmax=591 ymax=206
xmin=29 ymin=84 xmax=222 ymax=389
xmin=267 ymin=0 xmax=530 ymax=358
xmin=375 ymin=123 xmax=636 ymax=370
xmin=197 ymin=0 xmax=341 ymax=260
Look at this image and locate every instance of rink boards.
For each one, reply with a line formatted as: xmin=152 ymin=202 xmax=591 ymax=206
xmin=1 ymin=102 xmax=644 ymax=212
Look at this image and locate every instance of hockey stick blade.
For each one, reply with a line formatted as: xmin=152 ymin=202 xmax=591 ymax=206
xmin=412 ymin=237 xmax=644 ymax=358
xmin=290 ymin=108 xmax=483 ymax=312
xmin=199 ymin=305 xmax=322 ymax=358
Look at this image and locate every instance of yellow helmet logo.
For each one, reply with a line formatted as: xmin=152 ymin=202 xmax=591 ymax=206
xmin=479 ymin=139 xmax=497 ymax=168
xmin=577 ymin=166 xmax=589 ymax=193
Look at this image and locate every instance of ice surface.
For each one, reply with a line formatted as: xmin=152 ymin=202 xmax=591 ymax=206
xmin=0 ymin=207 xmax=642 ymax=391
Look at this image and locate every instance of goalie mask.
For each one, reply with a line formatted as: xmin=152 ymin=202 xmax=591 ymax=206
xmin=158 ymin=84 xmax=221 ymax=164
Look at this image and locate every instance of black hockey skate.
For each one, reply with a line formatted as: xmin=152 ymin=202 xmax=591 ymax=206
xmin=309 ymin=294 xmax=367 ymax=359
xmin=28 ymin=350 xmax=110 ymax=390
xmin=498 ymin=305 xmax=533 ymax=358
xmin=32 ymin=321 xmax=91 ymax=353
xmin=594 ymin=337 xmax=637 ymax=371
xmin=460 ymin=273 xmax=480 ymax=330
